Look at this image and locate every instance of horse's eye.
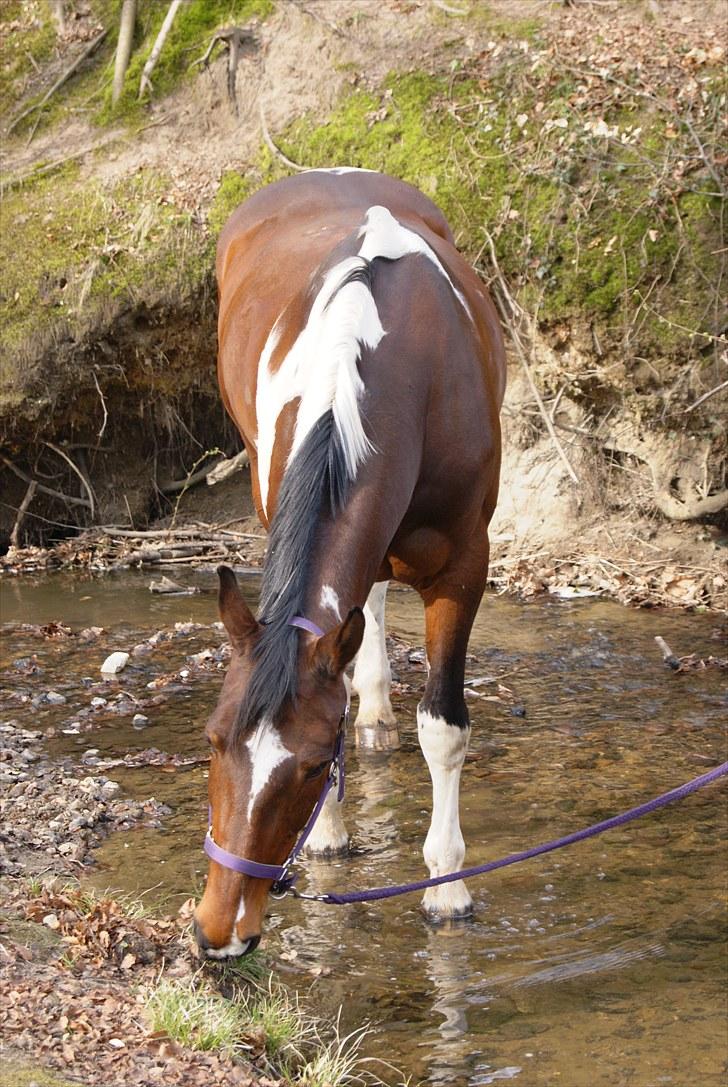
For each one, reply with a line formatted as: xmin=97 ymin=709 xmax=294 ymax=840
xmin=304 ymin=760 xmax=330 ymax=780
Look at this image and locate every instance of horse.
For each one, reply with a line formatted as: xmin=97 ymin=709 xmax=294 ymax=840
xmin=193 ymin=169 xmax=506 ymax=958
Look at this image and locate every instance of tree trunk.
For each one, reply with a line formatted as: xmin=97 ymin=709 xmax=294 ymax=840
xmin=112 ymin=0 xmax=137 ymax=106
xmin=138 ymin=0 xmax=183 ymax=99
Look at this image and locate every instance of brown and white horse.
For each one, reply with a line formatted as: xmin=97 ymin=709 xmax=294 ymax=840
xmin=194 ymin=169 xmax=506 ymax=957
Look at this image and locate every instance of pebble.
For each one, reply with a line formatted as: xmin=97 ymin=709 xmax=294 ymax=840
xmin=100 ymin=651 xmax=130 ymax=675
xmin=132 ymin=713 xmax=150 ymax=729
xmin=90 ymin=697 xmax=107 ymax=709
xmin=100 ymin=780 xmax=121 ymax=798
xmin=45 ymin=691 xmax=67 ymax=705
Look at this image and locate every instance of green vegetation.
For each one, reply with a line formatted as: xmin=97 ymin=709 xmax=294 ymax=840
xmin=0 ymin=1060 xmax=79 ymax=1087
xmin=0 ymin=163 xmax=206 ymax=350
xmin=0 ymin=0 xmax=57 ymax=117
xmin=146 ymin=973 xmax=387 ymax=1085
xmin=148 ymin=976 xmax=250 ymax=1055
xmin=99 ymin=0 xmax=273 ymax=124
xmin=221 ymin=58 xmax=722 ymax=386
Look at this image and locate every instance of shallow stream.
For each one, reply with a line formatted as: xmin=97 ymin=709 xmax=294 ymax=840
xmin=1 ymin=570 xmax=726 ymax=1086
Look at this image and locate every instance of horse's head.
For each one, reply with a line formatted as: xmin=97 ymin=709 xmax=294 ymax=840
xmin=194 ymin=567 xmax=364 ymax=957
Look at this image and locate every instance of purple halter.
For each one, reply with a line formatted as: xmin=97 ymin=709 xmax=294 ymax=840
xmin=203 ymin=615 xmax=346 ymax=895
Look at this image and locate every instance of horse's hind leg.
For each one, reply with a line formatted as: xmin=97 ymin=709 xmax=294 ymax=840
xmin=416 ymin=535 xmax=489 ymax=919
xmin=352 ymin=581 xmax=400 ymax=750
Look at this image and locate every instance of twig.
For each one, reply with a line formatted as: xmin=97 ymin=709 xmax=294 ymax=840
xmin=683 ymin=379 xmax=728 ymax=414
xmin=259 ymin=101 xmax=309 ymax=172
xmin=139 ymin=0 xmax=182 ymax=100
xmin=294 ymin=2 xmax=350 ymax=37
xmin=91 ymin=370 xmax=108 ymax=442
xmin=8 ymin=28 xmax=108 ymax=134
xmin=655 ymin=635 xmax=681 ymax=671
xmin=205 ymin=449 xmax=249 ymax=485
xmin=45 ymin=442 xmax=96 ymax=518
xmin=483 ymin=230 xmax=580 ymax=485
xmin=0 ymin=455 xmax=91 ymax=509
xmin=9 ymin=481 xmax=37 ymax=549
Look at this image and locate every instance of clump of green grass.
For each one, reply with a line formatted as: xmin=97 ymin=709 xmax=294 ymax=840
xmin=0 ymin=0 xmax=57 ymax=119
xmin=146 ymin=972 xmax=399 ymax=1086
xmin=147 ymin=976 xmax=248 ymax=1055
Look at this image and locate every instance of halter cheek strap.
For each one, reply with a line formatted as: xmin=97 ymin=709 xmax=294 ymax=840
xmin=203 ymin=615 xmax=343 ymax=895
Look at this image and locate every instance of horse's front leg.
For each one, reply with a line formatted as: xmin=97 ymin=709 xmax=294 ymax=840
xmin=417 ymin=545 xmax=489 ymax=920
xmin=305 ymin=674 xmax=351 ymax=856
xmin=352 ymin=581 xmax=399 ymax=750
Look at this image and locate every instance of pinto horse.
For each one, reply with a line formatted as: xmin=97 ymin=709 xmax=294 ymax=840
xmin=194 ymin=169 xmax=506 ymax=958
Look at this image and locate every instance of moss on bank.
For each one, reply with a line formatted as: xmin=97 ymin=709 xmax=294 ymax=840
xmin=217 ymin=64 xmax=723 ymax=396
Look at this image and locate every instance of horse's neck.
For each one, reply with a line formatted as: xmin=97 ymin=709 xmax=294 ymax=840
xmin=302 ymin=501 xmax=389 ymax=629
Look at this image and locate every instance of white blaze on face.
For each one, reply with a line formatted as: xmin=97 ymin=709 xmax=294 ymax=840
xmin=245 ymin=718 xmax=292 ymax=822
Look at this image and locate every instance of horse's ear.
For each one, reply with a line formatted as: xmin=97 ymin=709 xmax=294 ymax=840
xmin=311 ymin=607 xmax=365 ymax=679
xmin=217 ymin=565 xmax=258 ymax=649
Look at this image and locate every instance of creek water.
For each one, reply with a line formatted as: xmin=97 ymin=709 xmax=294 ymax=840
xmin=1 ymin=570 xmax=726 ymax=1087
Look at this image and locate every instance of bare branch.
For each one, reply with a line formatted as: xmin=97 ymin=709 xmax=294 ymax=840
xmin=259 ymin=100 xmax=309 ymax=172
xmin=9 ymin=481 xmax=37 ymax=550
xmin=1 ymin=455 xmax=91 ymax=509
xmin=139 ymin=0 xmax=182 ymax=100
xmin=8 ymin=28 xmax=108 ymax=133
xmin=45 ymin=442 xmax=96 ymax=519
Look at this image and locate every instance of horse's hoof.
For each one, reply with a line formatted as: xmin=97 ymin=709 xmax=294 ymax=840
xmin=304 ymin=839 xmax=350 ymax=859
xmin=354 ymin=722 xmax=401 ymax=750
xmin=421 ymin=880 xmax=473 ymax=921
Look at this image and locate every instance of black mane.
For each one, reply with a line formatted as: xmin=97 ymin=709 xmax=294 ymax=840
xmin=234 ymin=259 xmax=373 ymax=736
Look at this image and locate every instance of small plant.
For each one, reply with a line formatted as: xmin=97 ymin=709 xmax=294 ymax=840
xmin=146 ymin=976 xmax=248 ymax=1056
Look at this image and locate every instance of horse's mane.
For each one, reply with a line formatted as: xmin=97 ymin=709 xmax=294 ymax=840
xmin=233 ymin=260 xmax=374 ymax=737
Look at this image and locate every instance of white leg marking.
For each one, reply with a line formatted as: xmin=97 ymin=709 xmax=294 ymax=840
xmin=353 ymin=581 xmax=396 ymax=728
xmin=320 ymin=584 xmax=342 ymax=621
xmin=245 ymin=718 xmax=292 ymax=821
xmin=305 ymin=785 xmax=349 ymax=855
xmin=417 ymin=709 xmax=472 ymax=918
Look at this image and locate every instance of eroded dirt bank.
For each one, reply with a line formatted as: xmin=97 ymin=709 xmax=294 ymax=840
xmin=1 ymin=0 xmax=726 ymax=599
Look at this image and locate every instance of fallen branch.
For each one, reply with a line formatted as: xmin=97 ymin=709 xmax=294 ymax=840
xmin=159 ymin=456 xmax=225 ymax=495
xmin=8 ymin=27 xmax=108 ymax=134
xmin=482 ymin=230 xmax=580 ymax=485
xmin=259 ymin=100 xmax=309 ymax=172
xmin=45 ymin=442 xmax=96 ymax=519
xmin=683 ymin=379 xmax=728 ymax=414
xmin=205 ymin=449 xmax=249 ymax=485
xmin=91 ymin=370 xmax=108 ymax=442
xmin=138 ymin=0 xmax=182 ymax=100
xmin=191 ymin=25 xmax=256 ymax=112
xmin=655 ymin=635 xmax=681 ymax=670
xmin=9 ymin=481 xmax=37 ymax=549
xmin=1 ymin=455 xmax=91 ymax=510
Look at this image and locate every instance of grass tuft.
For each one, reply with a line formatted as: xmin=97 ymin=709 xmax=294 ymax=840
xmin=147 ymin=976 xmax=248 ymax=1055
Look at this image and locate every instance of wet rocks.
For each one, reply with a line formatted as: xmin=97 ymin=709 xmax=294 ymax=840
xmin=132 ymin=713 xmax=150 ymax=729
xmin=0 ymin=722 xmax=170 ymax=877
xmin=100 ymin=651 xmax=130 ymax=675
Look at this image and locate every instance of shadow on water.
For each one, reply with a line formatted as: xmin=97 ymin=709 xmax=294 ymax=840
xmin=1 ymin=569 xmax=726 ymax=1086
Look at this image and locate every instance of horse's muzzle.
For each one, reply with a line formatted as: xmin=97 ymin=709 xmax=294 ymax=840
xmin=193 ymin=918 xmax=261 ymax=958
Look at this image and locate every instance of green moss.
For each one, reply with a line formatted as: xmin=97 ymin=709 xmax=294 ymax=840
xmin=210 ymin=58 xmax=721 ymax=382
xmin=208 ymin=169 xmax=259 ymax=235
xmin=99 ymin=0 xmax=273 ymax=124
xmin=0 ymin=0 xmax=57 ymax=118
xmin=0 ymin=163 xmax=209 ymax=358
xmin=0 ymin=1061 xmax=78 ymax=1087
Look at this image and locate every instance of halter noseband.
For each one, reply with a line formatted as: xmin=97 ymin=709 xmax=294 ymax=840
xmin=203 ymin=616 xmax=346 ymax=896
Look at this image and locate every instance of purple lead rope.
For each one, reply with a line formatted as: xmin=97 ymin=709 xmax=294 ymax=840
xmin=310 ymin=760 xmax=728 ymax=906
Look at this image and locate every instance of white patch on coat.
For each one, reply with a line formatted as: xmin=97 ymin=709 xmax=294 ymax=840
xmin=320 ymin=584 xmax=342 ymax=620
xmin=417 ymin=709 xmax=472 ymax=917
xmin=245 ymin=718 xmax=292 ymax=821
xmin=309 ymin=167 xmax=377 ymax=175
xmin=357 ymin=204 xmax=471 ymax=319
xmin=255 ymin=258 xmax=382 ymax=514
xmin=352 ymin=581 xmax=396 ymax=727
xmin=235 ymin=897 xmax=246 ymax=923
xmin=255 ymin=202 xmax=470 ymax=515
